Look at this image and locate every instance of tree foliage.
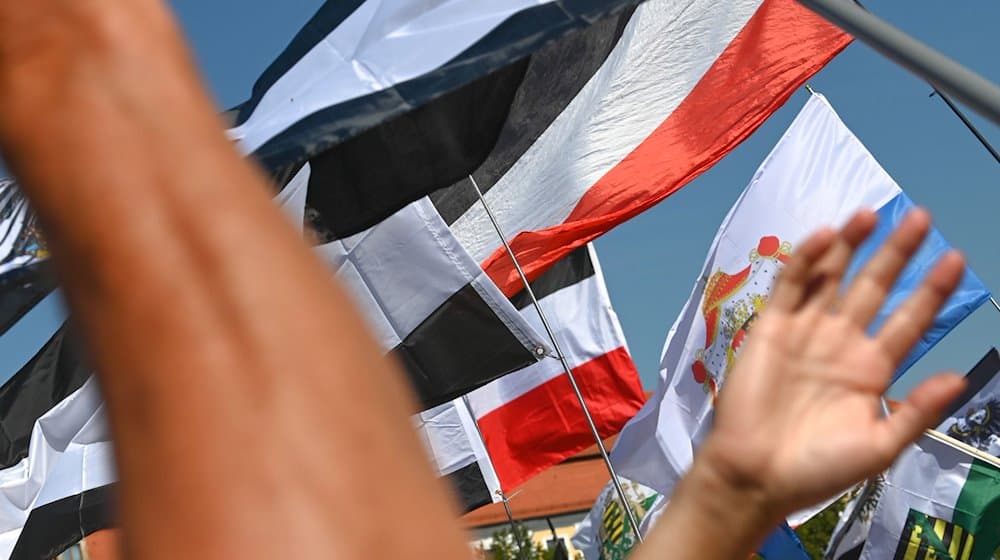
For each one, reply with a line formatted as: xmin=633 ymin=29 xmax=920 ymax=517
xmin=484 ymin=524 xmax=572 ymax=560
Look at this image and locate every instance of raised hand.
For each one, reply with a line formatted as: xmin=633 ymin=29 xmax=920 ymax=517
xmin=705 ymin=208 xmax=966 ymax=515
xmin=636 ymin=209 xmax=967 ymax=560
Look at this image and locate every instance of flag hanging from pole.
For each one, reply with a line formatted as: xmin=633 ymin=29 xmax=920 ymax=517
xmin=239 ymin=0 xmax=850 ymax=279
xmin=938 ymin=348 xmax=1000 ymax=456
xmin=570 ymin=478 xmax=660 ymax=560
xmin=418 ymin=243 xmax=645 ymax=510
xmin=825 ymin=349 xmax=1000 ymax=560
xmin=462 ymin=244 xmax=645 ymax=496
xmin=609 ymin=93 xmax=991 ymax=500
xmin=859 ymin=434 xmax=1000 ymax=560
xmin=429 ymin=0 xmax=850 ymax=296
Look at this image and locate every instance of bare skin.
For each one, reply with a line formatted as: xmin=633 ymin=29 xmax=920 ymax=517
xmin=0 ymin=2 xmax=966 ymax=559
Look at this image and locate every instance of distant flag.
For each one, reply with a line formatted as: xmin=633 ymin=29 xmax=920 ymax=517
xmin=0 ymin=193 xmax=549 ymax=556
xmin=419 ymin=243 xmax=645 ymax=510
xmin=312 ymin=197 xmax=546 ymax=408
xmin=938 ymin=348 xmax=1000 ymax=455
xmin=758 ymin=523 xmax=810 ymax=560
xmin=860 ymin=434 xmax=1000 ymax=560
xmin=571 ymin=478 xmax=659 ymax=560
xmin=0 ymin=180 xmax=54 ymax=335
xmin=414 ymin=399 xmax=501 ymax=512
xmin=0 ymin=332 xmax=114 ymax=560
xmin=610 ymin=93 xmax=991 ymax=503
xmin=462 ymin=244 xmax=645 ymax=495
xmin=826 ymin=349 xmax=1000 ymax=560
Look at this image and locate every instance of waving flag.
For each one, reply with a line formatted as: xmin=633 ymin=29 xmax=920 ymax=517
xmin=312 ymin=197 xmax=545 ymax=408
xmin=860 ymin=434 xmax=1000 ymax=560
xmin=938 ymin=348 xmax=1000 ymax=456
xmin=430 ymin=0 xmax=851 ymax=296
xmin=419 ymin=243 xmax=645 ymax=510
xmin=242 ymin=0 xmax=850 ymax=261
xmin=464 ymin=244 xmax=645 ymax=494
xmin=610 ymin=93 xmax=991 ymax=500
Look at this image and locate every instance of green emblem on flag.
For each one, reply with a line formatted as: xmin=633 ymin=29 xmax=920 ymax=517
xmin=892 ymin=509 xmax=974 ymax=560
xmin=597 ymin=490 xmax=659 ymax=560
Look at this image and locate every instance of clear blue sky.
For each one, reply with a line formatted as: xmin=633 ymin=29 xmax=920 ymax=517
xmin=13 ymin=1 xmax=1000 ymax=399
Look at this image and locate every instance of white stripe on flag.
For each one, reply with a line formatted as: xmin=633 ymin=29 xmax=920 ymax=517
xmin=315 ymin=197 xmax=543 ymax=354
xmin=450 ymin=0 xmax=763 ymax=263
xmin=230 ymin=0 xmax=559 ymax=153
xmin=0 ymin=377 xmax=114 ymax=556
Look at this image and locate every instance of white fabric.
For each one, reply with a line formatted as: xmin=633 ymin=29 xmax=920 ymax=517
xmin=465 ymin=244 xmax=627 ymax=416
xmin=859 ymin=437 xmax=972 ymax=559
xmin=937 ymin=369 xmax=1000 ymax=458
xmin=0 ymin=377 xmax=114 ymax=557
xmin=314 ymin=197 xmax=543 ymax=354
xmin=570 ymin=478 xmax=659 ymax=560
xmin=610 ymin=94 xmax=901 ymax=496
xmin=413 ymin=398 xmax=501 ymax=499
xmin=274 ymin=163 xmax=310 ymax=235
xmin=230 ymin=0 xmax=557 ymax=153
xmin=451 ymin=0 xmax=763 ymax=263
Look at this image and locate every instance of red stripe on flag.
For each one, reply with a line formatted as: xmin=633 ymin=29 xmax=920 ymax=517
xmin=475 ymin=347 xmax=645 ymax=491
xmin=481 ymin=0 xmax=851 ymax=296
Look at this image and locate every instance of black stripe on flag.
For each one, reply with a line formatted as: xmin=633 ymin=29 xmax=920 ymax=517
xmin=249 ymin=0 xmax=644 ymax=174
xmin=11 ymin=484 xmax=115 ymax=560
xmin=508 ymin=245 xmax=595 ymax=310
xmin=939 ymin=347 xmax=1000 ymax=423
xmin=302 ymin=59 xmax=529 ymax=239
xmin=392 ymin=283 xmax=537 ymax=409
xmin=0 ymin=263 xmax=56 ymax=335
xmin=0 ymin=325 xmax=89 ymax=470
xmin=429 ymin=8 xmax=636 ymax=226
xmin=444 ymin=462 xmax=493 ymax=513
xmin=232 ymin=0 xmax=367 ymax=127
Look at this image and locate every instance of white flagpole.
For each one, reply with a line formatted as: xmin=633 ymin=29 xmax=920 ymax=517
xmin=468 ymin=175 xmax=645 ymax=545
xmin=991 ymin=296 xmax=1000 ymax=314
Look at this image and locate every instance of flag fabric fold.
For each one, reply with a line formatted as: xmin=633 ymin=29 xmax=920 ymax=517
xmin=313 ymin=197 xmax=546 ymax=408
xmin=610 ymin=93 xmax=991 ymax=502
xmin=938 ymin=348 xmax=1000 ymax=455
xmin=463 ymin=244 xmax=645 ymax=494
xmin=229 ymin=0 xmax=647 ymax=169
xmin=860 ymin=434 xmax=1000 ymax=560
xmin=430 ymin=0 xmax=851 ymax=296
xmin=418 ymin=243 xmax=645 ymax=509
xmin=570 ymin=478 xmax=660 ymax=560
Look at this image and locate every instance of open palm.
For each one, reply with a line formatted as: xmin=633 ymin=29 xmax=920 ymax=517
xmin=703 ymin=209 xmax=967 ymax=515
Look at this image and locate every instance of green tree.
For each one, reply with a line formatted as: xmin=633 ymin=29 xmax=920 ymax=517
xmin=488 ymin=524 xmax=566 ymax=560
xmin=795 ymin=500 xmax=847 ymax=558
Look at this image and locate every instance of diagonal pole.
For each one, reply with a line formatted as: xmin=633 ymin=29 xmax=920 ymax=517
xmin=930 ymin=89 xmax=1000 ymax=165
xmin=468 ymin=175 xmax=645 ymax=545
xmin=499 ymin=493 xmax=531 ymax=560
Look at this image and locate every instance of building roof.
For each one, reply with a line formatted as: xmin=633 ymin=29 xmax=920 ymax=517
xmin=462 ymin=436 xmax=616 ymax=528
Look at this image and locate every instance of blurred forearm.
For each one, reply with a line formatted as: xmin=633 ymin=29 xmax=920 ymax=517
xmin=0 ymin=2 xmax=469 ymax=558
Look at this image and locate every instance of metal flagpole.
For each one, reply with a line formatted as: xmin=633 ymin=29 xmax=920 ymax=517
xmin=992 ymin=296 xmax=1000 ymax=315
xmin=468 ymin=175 xmax=645 ymax=545
xmin=798 ymin=0 xmax=1000 ymax=126
xmin=930 ymin=89 xmax=1000 ymax=165
xmin=499 ymin=493 xmax=531 ymax=560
